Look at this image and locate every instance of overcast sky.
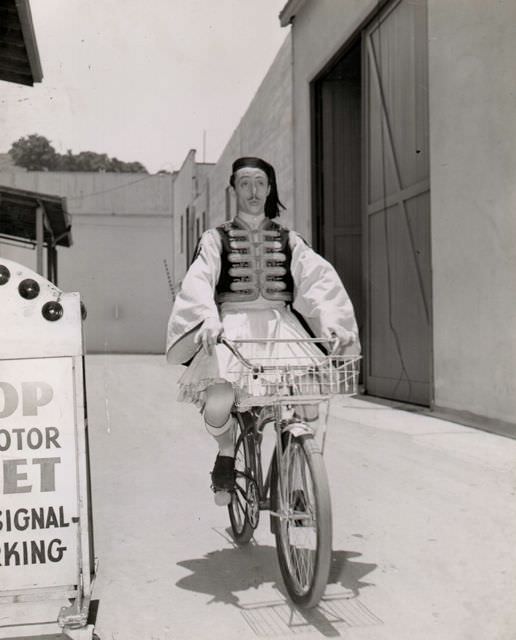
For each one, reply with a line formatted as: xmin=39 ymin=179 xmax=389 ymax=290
xmin=0 ymin=0 xmax=288 ymax=173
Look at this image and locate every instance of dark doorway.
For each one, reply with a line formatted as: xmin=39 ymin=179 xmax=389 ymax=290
xmin=312 ymin=39 xmax=363 ymax=334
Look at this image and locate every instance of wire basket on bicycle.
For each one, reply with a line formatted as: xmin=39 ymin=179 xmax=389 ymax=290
xmin=224 ymin=338 xmax=361 ymax=408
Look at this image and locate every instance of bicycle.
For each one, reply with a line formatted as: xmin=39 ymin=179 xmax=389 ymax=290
xmin=219 ymin=337 xmax=361 ymax=609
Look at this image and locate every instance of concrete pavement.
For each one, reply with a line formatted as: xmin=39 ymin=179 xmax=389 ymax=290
xmin=84 ymin=355 xmax=516 ymax=640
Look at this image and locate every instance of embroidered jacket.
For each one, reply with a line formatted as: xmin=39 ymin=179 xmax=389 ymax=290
xmin=215 ymin=218 xmax=294 ymax=303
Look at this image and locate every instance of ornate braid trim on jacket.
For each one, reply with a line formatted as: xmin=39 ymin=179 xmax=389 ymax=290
xmin=215 ymin=218 xmax=294 ymax=303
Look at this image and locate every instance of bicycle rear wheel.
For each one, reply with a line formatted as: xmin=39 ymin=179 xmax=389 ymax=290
xmin=272 ymin=433 xmax=332 ymax=608
xmin=228 ymin=412 xmax=259 ymax=544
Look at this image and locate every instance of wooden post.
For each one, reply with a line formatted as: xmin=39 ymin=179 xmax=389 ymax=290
xmin=36 ymin=204 xmax=44 ymax=275
xmin=47 ymin=244 xmax=53 ymax=282
xmin=52 ymin=246 xmax=58 ymax=286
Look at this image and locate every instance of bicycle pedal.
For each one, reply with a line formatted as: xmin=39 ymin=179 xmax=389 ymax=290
xmin=214 ymin=490 xmax=231 ymax=506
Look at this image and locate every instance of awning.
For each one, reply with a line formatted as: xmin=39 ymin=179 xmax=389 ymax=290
xmin=0 ymin=0 xmax=43 ymax=86
xmin=0 ymin=185 xmax=72 ymax=247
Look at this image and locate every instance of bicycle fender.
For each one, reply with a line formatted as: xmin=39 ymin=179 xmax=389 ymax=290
xmin=282 ymin=422 xmax=313 ymax=438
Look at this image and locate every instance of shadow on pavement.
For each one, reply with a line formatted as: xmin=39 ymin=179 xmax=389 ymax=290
xmin=176 ymin=535 xmax=378 ymax=637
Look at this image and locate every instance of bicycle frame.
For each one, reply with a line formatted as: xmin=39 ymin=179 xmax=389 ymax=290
xmin=233 ymin=394 xmax=321 ymax=520
xmin=225 ymin=337 xmax=360 ymax=606
xmin=224 ymin=335 xmax=355 ymax=504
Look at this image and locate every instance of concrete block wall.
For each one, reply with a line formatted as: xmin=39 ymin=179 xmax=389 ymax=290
xmin=208 ymin=33 xmax=294 ymax=230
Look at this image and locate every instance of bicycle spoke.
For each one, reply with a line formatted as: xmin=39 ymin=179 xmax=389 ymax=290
xmin=234 ymin=485 xmax=248 ymax=510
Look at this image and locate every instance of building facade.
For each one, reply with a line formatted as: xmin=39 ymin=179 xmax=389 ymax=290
xmin=174 ymin=0 xmax=515 ymax=434
xmin=0 ymin=171 xmax=174 ymax=353
xmin=172 ymin=150 xmax=214 ymax=283
xmin=280 ymin=0 xmax=516 ymax=433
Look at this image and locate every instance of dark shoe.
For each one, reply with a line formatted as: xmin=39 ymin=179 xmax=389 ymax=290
xmin=211 ymin=455 xmax=235 ymax=493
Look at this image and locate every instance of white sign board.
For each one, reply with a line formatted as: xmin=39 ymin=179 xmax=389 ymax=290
xmin=0 ymin=357 xmax=79 ymax=589
xmin=0 ymin=258 xmax=95 ymax=638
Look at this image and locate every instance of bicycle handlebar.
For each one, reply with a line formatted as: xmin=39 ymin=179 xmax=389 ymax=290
xmin=218 ymin=336 xmax=339 ymax=371
xmin=218 ymin=337 xmax=255 ymax=370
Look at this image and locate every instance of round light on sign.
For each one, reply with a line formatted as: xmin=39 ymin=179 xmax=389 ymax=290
xmin=18 ymin=278 xmax=40 ymax=299
xmin=0 ymin=265 xmax=10 ymax=285
xmin=42 ymin=301 xmax=64 ymax=322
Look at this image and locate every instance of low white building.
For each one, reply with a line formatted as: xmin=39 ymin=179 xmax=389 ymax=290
xmin=0 ymin=171 xmax=174 ymax=353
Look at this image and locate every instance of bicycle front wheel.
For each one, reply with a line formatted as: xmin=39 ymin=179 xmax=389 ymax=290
xmin=273 ymin=434 xmax=332 ymax=608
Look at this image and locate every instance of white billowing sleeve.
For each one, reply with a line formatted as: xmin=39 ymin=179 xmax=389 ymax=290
xmin=290 ymin=231 xmax=360 ymax=353
xmin=166 ymin=230 xmax=221 ymax=364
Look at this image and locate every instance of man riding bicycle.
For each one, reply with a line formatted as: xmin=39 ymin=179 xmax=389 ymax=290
xmin=166 ymin=157 xmax=360 ymax=503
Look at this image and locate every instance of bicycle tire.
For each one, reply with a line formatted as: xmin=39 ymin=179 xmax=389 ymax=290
xmin=228 ymin=412 xmax=258 ymax=544
xmin=272 ymin=434 xmax=332 ymax=608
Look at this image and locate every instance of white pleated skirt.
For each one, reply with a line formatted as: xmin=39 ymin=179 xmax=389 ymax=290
xmin=178 ymin=301 xmax=323 ymax=407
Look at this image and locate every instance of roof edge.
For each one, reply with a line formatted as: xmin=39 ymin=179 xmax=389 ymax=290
xmin=0 ymin=184 xmax=64 ymax=205
xmin=15 ymin=0 xmax=43 ymax=83
xmin=279 ymin=0 xmax=308 ymax=27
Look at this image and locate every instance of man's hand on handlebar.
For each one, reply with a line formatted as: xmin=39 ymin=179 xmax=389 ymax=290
xmin=194 ymin=317 xmax=223 ymax=355
xmin=320 ymin=325 xmax=355 ymax=354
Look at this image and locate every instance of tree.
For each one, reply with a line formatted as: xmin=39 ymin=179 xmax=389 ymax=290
xmin=57 ymin=150 xmax=111 ymax=172
xmin=9 ymin=134 xmax=148 ymax=173
xmin=9 ymin=134 xmax=58 ymax=170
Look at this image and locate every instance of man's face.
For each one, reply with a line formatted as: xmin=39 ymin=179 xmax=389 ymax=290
xmin=233 ymin=168 xmax=270 ymax=216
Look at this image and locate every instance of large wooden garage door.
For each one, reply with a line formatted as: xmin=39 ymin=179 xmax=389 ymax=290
xmin=364 ymin=0 xmax=431 ymax=405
